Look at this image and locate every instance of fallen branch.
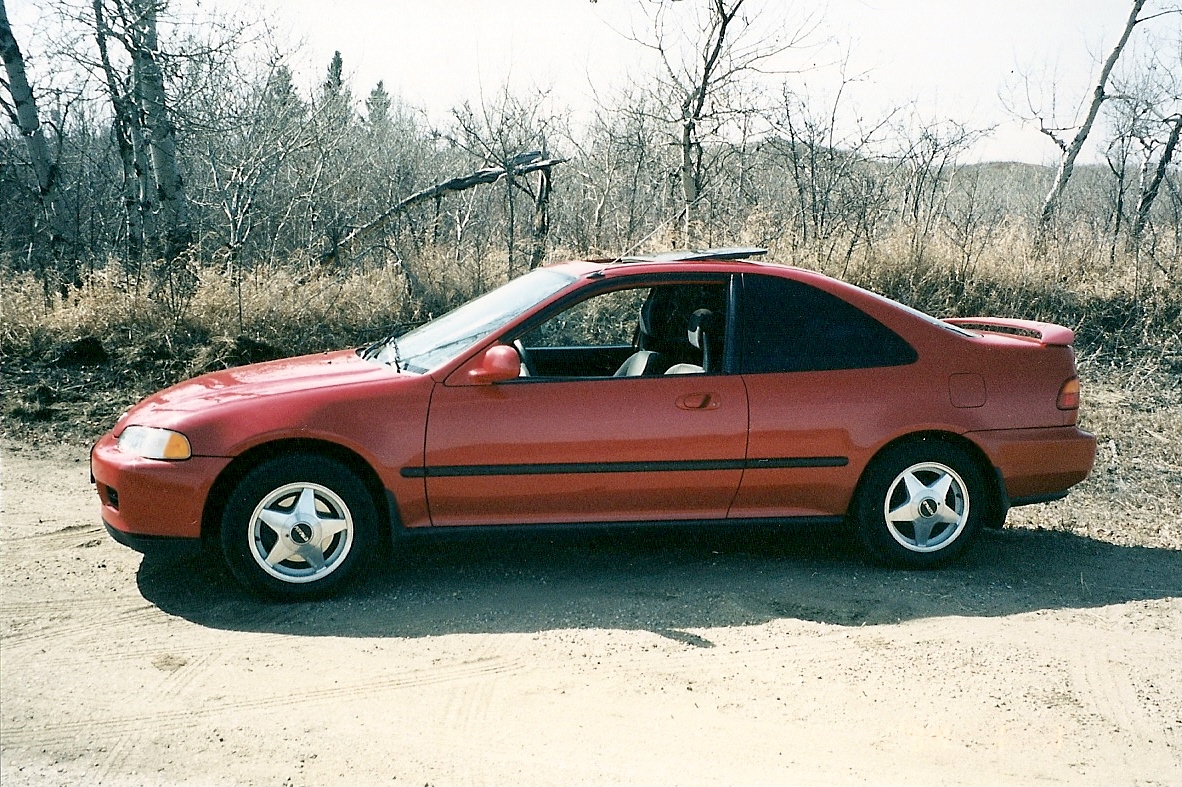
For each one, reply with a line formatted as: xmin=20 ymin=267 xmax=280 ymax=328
xmin=319 ymin=152 xmax=566 ymax=263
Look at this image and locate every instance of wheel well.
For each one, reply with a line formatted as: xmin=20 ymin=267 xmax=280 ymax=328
xmin=201 ymin=439 xmax=392 ymax=546
xmin=856 ymin=431 xmax=1006 ymax=527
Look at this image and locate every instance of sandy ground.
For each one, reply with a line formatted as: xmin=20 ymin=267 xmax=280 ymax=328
xmin=1 ymin=438 xmax=1180 ymax=786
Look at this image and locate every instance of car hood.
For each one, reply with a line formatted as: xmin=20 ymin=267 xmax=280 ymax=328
xmin=118 ymin=349 xmax=404 ymax=426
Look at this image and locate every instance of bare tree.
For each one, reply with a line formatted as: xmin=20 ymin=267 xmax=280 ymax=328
xmin=941 ymin=165 xmax=1006 ymax=282
xmin=1027 ymin=0 xmax=1180 ymax=236
xmin=449 ymin=87 xmax=560 ymax=274
xmin=90 ymin=0 xmax=148 ymax=266
xmin=1118 ymin=46 xmax=1182 ymax=248
xmin=129 ymin=0 xmax=190 ymax=260
xmin=1132 ymin=113 xmax=1182 ymax=245
xmin=562 ymin=87 xmax=666 ymax=252
xmin=629 ymin=0 xmax=816 ymax=244
xmin=892 ymin=115 xmax=983 ymax=264
xmin=0 ymin=0 xmax=55 ymax=223
xmin=0 ymin=0 xmax=74 ymax=293
xmin=767 ymin=69 xmax=895 ymax=269
xmin=1099 ymin=35 xmax=1182 ymax=295
xmin=1103 ymin=112 xmax=1138 ymax=260
xmin=88 ymin=0 xmax=193 ymax=270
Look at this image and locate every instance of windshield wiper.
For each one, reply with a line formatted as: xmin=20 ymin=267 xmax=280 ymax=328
xmin=361 ymin=323 xmax=412 ymax=368
xmin=389 ymin=337 xmax=403 ymax=371
xmin=360 ymin=336 xmax=389 ymax=362
xmin=360 ymin=338 xmax=401 ymax=371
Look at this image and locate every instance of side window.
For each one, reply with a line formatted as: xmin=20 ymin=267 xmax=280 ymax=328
xmin=739 ymin=274 xmax=916 ymax=373
xmin=523 ymin=287 xmax=645 ymax=348
xmin=516 ymin=279 xmax=730 ymax=377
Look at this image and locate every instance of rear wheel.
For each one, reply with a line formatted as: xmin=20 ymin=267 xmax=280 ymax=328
xmin=220 ymin=455 xmax=377 ymax=598
xmin=853 ymin=440 xmax=986 ymax=568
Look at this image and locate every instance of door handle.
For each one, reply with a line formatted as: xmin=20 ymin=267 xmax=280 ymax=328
xmin=676 ymin=392 xmax=719 ymax=410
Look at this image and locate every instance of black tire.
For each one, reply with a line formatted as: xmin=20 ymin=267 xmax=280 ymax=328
xmin=852 ymin=440 xmax=987 ymax=568
xmin=219 ymin=454 xmax=377 ymax=599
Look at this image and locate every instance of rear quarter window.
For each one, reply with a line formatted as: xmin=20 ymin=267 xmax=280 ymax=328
xmin=739 ymin=274 xmax=918 ymax=373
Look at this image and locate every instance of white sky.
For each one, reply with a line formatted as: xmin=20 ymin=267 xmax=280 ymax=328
xmin=7 ymin=0 xmax=1164 ymax=163
xmin=263 ymin=0 xmax=1147 ymax=164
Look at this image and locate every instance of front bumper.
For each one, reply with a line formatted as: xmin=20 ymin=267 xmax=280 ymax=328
xmin=91 ymin=432 xmax=231 ymax=541
xmin=104 ymin=521 xmax=202 ymax=557
xmin=967 ymin=425 xmax=1097 ymax=504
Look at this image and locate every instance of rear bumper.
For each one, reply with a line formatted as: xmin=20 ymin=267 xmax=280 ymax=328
xmin=91 ymin=433 xmax=230 ymax=541
xmin=967 ymin=425 xmax=1097 ymax=504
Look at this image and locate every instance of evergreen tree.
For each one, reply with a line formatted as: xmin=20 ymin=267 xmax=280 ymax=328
xmin=366 ymin=80 xmax=391 ymax=128
xmin=322 ymin=50 xmax=344 ymax=97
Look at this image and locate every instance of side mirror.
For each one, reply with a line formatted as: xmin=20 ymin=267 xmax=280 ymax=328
xmin=468 ymin=344 xmax=521 ymax=385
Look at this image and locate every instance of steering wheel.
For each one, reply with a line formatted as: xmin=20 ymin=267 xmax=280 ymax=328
xmin=512 ymin=339 xmax=535 ymax=377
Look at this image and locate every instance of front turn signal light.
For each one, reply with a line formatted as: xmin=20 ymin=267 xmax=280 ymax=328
xmin=1057 ymin=377 xmax=1081 ymax=410
xmin=117 ymin=426 xmax=193 ymax=460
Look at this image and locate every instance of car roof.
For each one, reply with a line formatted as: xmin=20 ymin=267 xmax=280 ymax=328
xmin=544 ymin=248 xmax=791 ymax=279
xmin=541 ymin=252 xmax=959 ymax=341
xmin=616 ymin=247 xmax=768 ymax=263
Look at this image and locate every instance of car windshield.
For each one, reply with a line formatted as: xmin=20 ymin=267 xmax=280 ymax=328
xmin=373 ymin=268 xmax=576 ymax=373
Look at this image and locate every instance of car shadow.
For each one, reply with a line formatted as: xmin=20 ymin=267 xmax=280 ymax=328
xmin=136 ymin=523 xmax=1182 ymax=640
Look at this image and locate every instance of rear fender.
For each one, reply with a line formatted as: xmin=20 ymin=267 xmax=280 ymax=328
xmin=854 ymin=431 xmax=1008 ymax=529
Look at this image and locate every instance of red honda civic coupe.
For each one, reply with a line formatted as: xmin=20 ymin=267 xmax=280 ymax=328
xmin=92 ymin=249 xmax=1097 ymax=598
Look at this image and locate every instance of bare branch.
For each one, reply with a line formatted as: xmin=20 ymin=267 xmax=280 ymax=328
xmin=1039 ymin=0 xmax=1150 ymax=233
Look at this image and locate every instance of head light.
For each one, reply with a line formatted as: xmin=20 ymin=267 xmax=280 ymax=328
xmin=117 ymin=426 xmax=192 ymax=460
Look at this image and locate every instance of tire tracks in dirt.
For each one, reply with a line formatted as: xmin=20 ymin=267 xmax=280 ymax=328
xmin=4 ymin=523 xmax=105 ymax=547
xmin=1 ymin=654 xmax=527 ymax=748
xmin=0 ymin=600 xmax=161 ymax=649
xmin=1068 ymin=643 xmax=1180 ymax=777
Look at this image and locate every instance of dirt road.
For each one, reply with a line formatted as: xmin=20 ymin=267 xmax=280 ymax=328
xmin=2 ymin=440 xmax=1180 ymax=786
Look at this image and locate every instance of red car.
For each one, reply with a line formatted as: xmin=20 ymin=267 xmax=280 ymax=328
xmin=92 ymin=249 xmax=1096 ymax=598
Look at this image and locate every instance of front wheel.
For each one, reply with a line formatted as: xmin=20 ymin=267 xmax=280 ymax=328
xmin=220 ymin=455 xmax=377 ymax=598
xmin=852 ymin=441 xmax=987 ymax=568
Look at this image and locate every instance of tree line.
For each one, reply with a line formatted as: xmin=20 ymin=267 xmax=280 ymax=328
xmin=2 ymin=0 xmax=1179 ymax=312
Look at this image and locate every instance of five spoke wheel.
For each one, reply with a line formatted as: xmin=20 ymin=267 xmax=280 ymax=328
xmin=220 ymin=455 xmax=377 ymax=598
xmin=883 ymin=462 xmax=969 ymax=552
xmin=853 ymin=440 xmax=987 ymax=567
xmin=250 ymin=483 xmax=354 ymax=582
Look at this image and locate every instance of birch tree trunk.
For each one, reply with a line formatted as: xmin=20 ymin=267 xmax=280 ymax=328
xmin=0 ymin=0 xmax=53 ymax=201
xmin=0 ymin=0 xmax=74 ymax=289
xmin=1038 ymin=0 xmax=1147 ymax=235
xmin=1131 ymin=114 xmax=1182 ymax=247
xmin=527 ymin=165 xmax=552 ymax=269
xmin=92 ymin=0 xmax=149 ymax=267
xmin=128 ymin=0 xmax=191 ymax=261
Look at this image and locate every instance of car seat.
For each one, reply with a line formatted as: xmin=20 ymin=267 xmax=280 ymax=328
xmin=613 ymin=291 xmax=672 ymax=376
xmin=664 ymin=309 xmax=714 ymax=374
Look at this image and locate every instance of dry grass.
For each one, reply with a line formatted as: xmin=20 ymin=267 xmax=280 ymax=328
xmin=1 ymin=233 xmax=1179 ymax=552
xmin=1008 ymin=372 xmax=1182 ymax=552
xmin=2 ymin=231 xmax=1178 ymax=435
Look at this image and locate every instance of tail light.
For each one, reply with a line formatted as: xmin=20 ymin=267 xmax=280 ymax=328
xmin=1057 ymin=377 xmax=1080 ymax=410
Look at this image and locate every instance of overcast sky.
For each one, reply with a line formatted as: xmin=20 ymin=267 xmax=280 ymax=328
xmin=264 ymin=0 xmax=1147 ymax=163
xmin=7 ymin=0 xmax=1161 ymax=163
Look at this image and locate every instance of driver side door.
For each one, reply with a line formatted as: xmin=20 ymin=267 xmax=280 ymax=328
xmin=420 ymin=276 xmax=748 ymax=527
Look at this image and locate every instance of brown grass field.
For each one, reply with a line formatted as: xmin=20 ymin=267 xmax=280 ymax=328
xmin=1 ymin=241 xmax=1180 ymax=785
xmin=2 ymin=238 xmax=1179 ymax=548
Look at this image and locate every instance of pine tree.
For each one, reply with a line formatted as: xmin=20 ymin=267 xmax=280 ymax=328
xmin=366 ymin=80 xmax=391 ymax=128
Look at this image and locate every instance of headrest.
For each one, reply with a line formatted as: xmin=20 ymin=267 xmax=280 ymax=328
xmin=686 ymin=308 xmax=714 ymax=349
xmin=638 ymin=291 xmax=663 ymax=339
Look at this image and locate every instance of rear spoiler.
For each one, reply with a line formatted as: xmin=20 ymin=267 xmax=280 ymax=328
xmin=942 ymin=317 xmax=1076 ymax=347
